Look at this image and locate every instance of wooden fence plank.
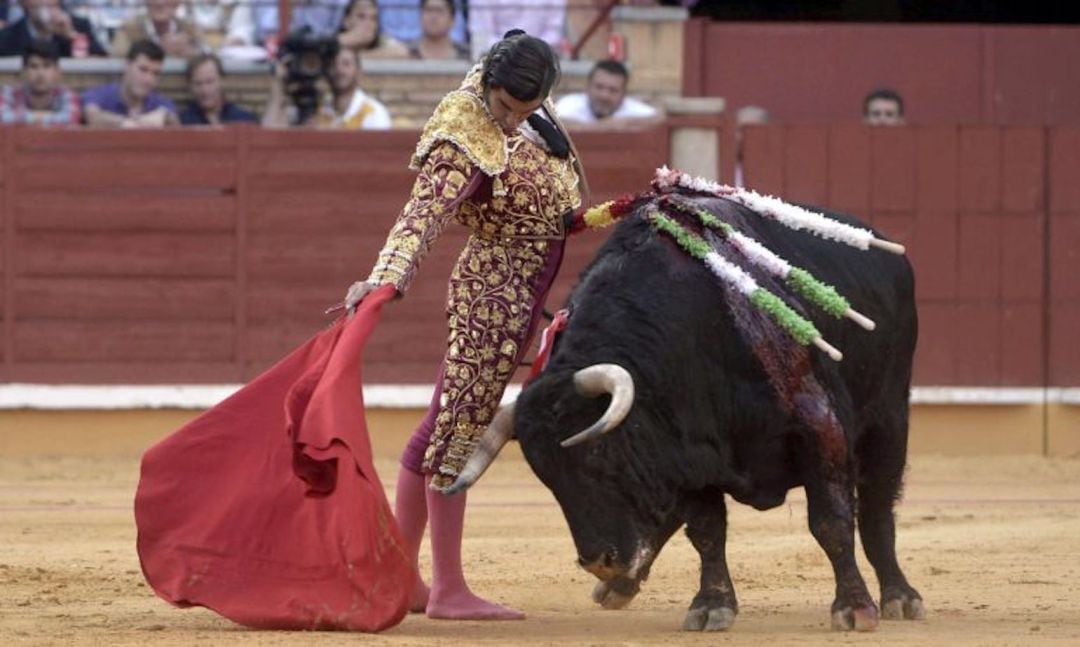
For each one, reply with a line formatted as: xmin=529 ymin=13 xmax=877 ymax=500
xmin=827 ymin=125 xmax=871 ymax=213
xmin=16 ymin=191 xmax=236 ymax=232
xmin=1000 ymin=303 xmax=1044 ymax=386
xmin=783 ymin=126 xmax=828 ymax=205
xmin=910 ymin=210 xmax=958 ymax=300
xmin=911 ymin=302 xmax=955 ymax=384
xmin=246 ymin=192 xmax=405 ymax=234
xmin=870 ymin=127 xmax=916 ymax=212
xmin=15 ymin=277 xmax=235 ymax=320
xmin=953 ymin=302 xmax=1001 ymax=385
xmin=741 ymin=124 xmax=785 ymax=195
xmin=14 ymin=127 xmax=238 ymax=152
xmin=1049 ymin=303 xmax=1080 ymax=385
xmin=958 ymin=127 xmax=1001 ymax=213
xmin=916 ymin=126 xmax=959 ymax=212
xmin=1049 ymin=216 xmax=1080 ymax=302
xmin=1002 ymin=128 xmax=1045 ymax=213
xmin=14 ymin=151 xmax=237 ymax=190
xmin=14 ymin=321 xmax=234 ymax=362
xmin=1049 ymin=127 xmax=1080 ymax=214
xmin=16 ymin=232 xmax=234 ymax=278
xmin=956 ymin=213 xmax=1002 ymax=300
xmin=1000 ymin=213 xmax=1045 ymax=301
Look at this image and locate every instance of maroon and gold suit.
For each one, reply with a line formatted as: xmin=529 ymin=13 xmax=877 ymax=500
xmin=367 ymin=68 xmax=581 ymax=489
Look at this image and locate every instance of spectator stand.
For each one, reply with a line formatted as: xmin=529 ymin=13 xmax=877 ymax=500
xmin=0 ymin=4 xmax=686 ymax=126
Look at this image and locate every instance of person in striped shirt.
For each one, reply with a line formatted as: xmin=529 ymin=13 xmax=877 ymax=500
xmin=0 ymin=38 xmax=80 ymax=125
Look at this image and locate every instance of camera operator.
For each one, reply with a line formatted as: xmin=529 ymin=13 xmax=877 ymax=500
xmin=263 ymin=44 xmax=391 ymax=130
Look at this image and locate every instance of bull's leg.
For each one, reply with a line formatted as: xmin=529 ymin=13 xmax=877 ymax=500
xmin=803 ymin=476 xmax=878 ymax=631
xmin=857 ymin=415 xmax=925 ymax=620
xmin=682 ymin=490 xmax=738 ymax=632
xmin=794 ymin=393 xmax=879 ymax=631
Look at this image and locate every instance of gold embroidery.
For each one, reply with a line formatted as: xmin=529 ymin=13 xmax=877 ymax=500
xmin=421 ymin=234 xmax=547 ymax=483
xmin=374 ymin=64 xmax=584 ymax=483
xmin=367 ymin=143 xmax=475 ymax=292
xmin=455 ymin=136 xmax=581 ymax=242
xmin=411 ymin=67 xmax=507 ymax=176
xmin=431 ymin=421 xmax=487 ymax=490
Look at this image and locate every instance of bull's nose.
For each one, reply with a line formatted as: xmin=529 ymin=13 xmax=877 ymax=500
xmin=578 ymin=552 xmax=621 ymax=580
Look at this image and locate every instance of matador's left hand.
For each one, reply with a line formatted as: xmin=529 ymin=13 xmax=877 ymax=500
xmin=343 ymin=280 xmax=377 ymax=317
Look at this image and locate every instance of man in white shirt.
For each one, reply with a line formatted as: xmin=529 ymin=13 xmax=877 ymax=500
xmin=555 ymin=59 xmax=658 ymax=125
xmin=263 ymin=47 xmax=392 ymax=129
xmin=315 ymin=47 xmax=392 ymax=129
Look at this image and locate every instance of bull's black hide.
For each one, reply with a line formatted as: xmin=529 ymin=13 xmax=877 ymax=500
xmin=515 ymin=192 xmax=924 ymax=632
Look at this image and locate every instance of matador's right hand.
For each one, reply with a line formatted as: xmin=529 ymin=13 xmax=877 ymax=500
xmin=344 ymin=280 xmax=377 ymax=317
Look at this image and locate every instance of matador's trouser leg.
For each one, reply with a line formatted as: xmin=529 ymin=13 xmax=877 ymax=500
xmin=399 ymin=239 xmax=564 ymax=480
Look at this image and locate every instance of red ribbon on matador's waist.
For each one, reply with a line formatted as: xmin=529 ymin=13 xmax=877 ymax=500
xmin=526 ymin=308 xmax=570 ymax=385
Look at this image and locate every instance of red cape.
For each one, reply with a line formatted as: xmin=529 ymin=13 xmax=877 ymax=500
xmin=135 ymin=285 xmax=413 ymax=631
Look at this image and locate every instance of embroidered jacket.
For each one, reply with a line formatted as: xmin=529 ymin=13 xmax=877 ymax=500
xmin=366 ymin=66 xmax=580 ymax=293
xmin=365 ymin=66 xmax=581 ymax=487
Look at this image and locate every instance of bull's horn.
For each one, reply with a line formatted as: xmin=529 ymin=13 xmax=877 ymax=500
xmin=560 ymin=364 xmax=635 ymax=448
xmin=442 ymin=402 xmax=516 ymax=495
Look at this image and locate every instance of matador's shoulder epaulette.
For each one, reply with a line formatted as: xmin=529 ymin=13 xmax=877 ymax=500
xmin=410 ymin=67 xmax=508 ymax=177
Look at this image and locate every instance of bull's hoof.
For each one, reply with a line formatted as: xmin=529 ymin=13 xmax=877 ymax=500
xmin=831 ymin=605 xmax=879 ymax=632
xmin=882 ymin=595 xmax=926 ymax=621
xmin=681 ymin=605 xmax=736 ymax=632
xmin=591 ymin=578 xmax=638 ymax=610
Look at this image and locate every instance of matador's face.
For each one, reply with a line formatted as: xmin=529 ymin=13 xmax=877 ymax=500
xmin=485 ymin=86 xmax=544 ymax=135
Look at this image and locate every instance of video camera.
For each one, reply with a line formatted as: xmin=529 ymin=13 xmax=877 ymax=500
xmin=278 ymin=27 xmax=340 ymax=124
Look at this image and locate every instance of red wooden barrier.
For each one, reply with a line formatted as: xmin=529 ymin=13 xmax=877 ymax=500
xmin=0 ymin=125 xmax=1072 ymax=387
xmin=1049 ymin=127 xmax=1080 ymax=385
xmin=0 ymin=126 xmax=667 ymax=385
xmin=684 ymin=21 xmax=1080 ymax=126
xmin=740 ymin=124 xmax=1074 ymax=387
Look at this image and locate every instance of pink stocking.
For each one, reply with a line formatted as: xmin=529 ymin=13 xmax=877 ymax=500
xmin=394 ymin=468 xmax=430 ymax=613
xmin=424 ymin=475 xmax=525 ymax=620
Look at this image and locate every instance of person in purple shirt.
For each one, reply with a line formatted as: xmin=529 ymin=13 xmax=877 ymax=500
xmin=82 ymin=39 xmax=178 ymax=128
xmin=179 ymin=53 xmax=257 ymax=126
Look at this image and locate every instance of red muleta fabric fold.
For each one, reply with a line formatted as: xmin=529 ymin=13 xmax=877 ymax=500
xmin=135 ymin=285 xmax=413 ymax=632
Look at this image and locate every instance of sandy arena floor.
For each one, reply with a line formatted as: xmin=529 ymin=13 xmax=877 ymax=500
xmin=2 ymin=437 xmax=1080 ymax=646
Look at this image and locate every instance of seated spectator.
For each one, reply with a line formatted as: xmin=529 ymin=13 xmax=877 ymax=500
xmin=377 ymin=0 xmax=465 ymax=48
xmin=111 ymin=0 xmax=202 ymax=58
xmin=468 ymin=0 xmax=566 ymax=53
xmin=187 ymin=0 xmax=252 ymax=50
xmin=252 ymin=0 xmax=349 ymax=46
xmin=83 ymin=39 xmax=178 ymax=128
xmin=0 ymin=0 xmax=107 ymax=57
xmin=179 ymin=53 xmax=257 ymax=125
xmin=263 ymin=47 xmax=391 ymax=130
xmin=408 ymin=0 xmax=468 ymax=60
xmin=66 ymin=0 xmax=133 ymax=48
xmin=0 ymin=38 xmax=80 ymax=125
xmin=863 ymin=88 xmax=905 ymax=126
xmin=338 ymin=0 xmax=408 ymax=59
xmin=555 ymin=59 xmax=659 ymax=125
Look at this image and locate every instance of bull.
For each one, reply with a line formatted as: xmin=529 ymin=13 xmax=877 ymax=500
xmin=448 ymin=184 xmax=925 ymax=632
